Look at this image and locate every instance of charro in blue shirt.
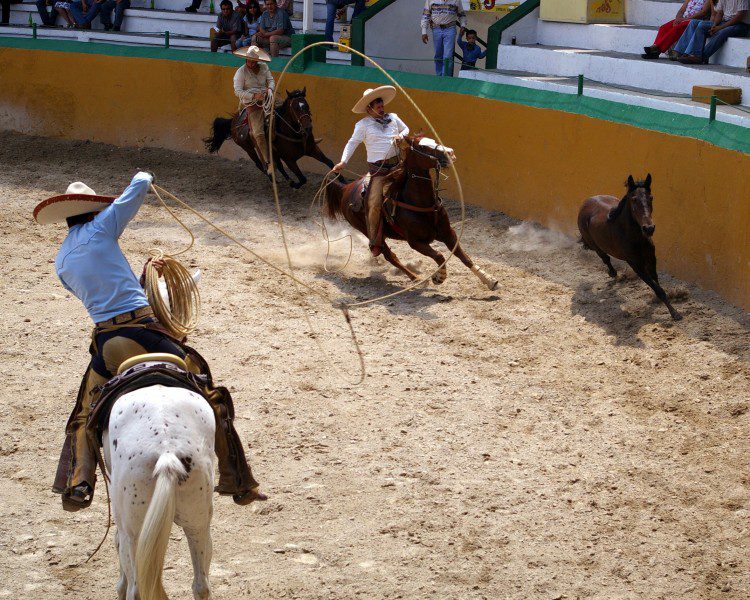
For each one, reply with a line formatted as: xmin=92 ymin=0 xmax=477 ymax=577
xmin=55 ymin=172 xmax=153 ymax=323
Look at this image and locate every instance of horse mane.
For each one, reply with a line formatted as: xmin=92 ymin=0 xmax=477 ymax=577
xmin=607 ymin=179 xmax=648 ymax=222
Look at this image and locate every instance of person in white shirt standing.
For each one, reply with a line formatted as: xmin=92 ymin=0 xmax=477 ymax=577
xmin=232 ymin=44 xmax=275 ymax=175
xmin=332 ymin=86 xmax=410 ymax=257
xmin=421 ymin=0 xmax=467 ymax=76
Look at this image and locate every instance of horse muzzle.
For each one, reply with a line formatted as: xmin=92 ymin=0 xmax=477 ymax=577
xmin=642 ymin=224 xmax=655 ymax=237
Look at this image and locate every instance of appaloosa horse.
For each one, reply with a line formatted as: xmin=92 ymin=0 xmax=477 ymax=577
xmin=100 ymin=356 xmax=217 ymax=600
xmin=577 ymin=174 xmax=682 ymax=320
xmin=324 ymin=134 xmax=498 ymax=290
xmin=204 ymin=88 xmax=334 ymax=189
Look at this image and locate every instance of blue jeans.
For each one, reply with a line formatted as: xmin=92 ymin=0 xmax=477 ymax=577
xmin=324 ymin=0 xmax=364 ymax=43
xmin=674 ymin=19 xmax=750 ymax=59
xmin=69 ymin=0 xmax=102 ymax=25
xmin=99 ymin=0 xmax=129 ymax=28
xmin=35 ymin=0 xmax=57 ymax=26
xmin=432 ymin=25 xmax=456 ymax=76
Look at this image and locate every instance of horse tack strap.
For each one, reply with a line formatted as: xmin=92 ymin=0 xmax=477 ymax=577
xmin=389 ymin=200 xmax=439 ymax=213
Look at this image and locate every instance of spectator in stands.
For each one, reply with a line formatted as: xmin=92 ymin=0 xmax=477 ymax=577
xmin=457 ymin=28 xmax=486 ymax=70
xmin=69 ymin=0 xmax=103 ymax=29
xmin=421 ymin=0 xmax=467 ymax=76
xmin=672 ymin=0 xmax=749 ymax=63
xmin=642 ymin=0 xmax=711 ymax=59
xmin=2 ymin=0 xmax=21 ymax=24
xmin=54 ymin=0 xmax=76 ymax=27
xmin=237 ymin=0 xmax=261 ymax=48
xmin=253 ymin=0 xmax=294 ymax=57
xmin=36 ymin=0 xmax=58 ymax=26
xmin=211 ymin=0 xmax=243 ymax=52
xmin=99 ymin=0 xmax=129 ymax=31
xmin=324 ymin=0 xmax=365 ymax=43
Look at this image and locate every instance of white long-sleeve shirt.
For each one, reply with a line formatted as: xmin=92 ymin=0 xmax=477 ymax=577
xmin=340 ymin=114 xmax=410 ymax=164
xmin=421 ymin=0 xmax=467 ymax=35
xmin=233 ymin=63 xmax=275 ymax=108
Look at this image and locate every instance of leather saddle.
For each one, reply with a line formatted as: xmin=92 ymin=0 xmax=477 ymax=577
xmin=87 ymin=355 xmax=209 ymax=445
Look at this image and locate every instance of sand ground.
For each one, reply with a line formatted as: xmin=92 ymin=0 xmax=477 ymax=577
xmin=0 ymin=130 xmax=748 ymax=599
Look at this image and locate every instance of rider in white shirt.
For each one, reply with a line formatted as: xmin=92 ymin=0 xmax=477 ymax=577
xmin=332 ymin=86 xmax=410 ymax=256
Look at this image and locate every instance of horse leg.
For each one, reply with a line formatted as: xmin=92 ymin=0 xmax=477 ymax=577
xmin=283 ymin=158 xmax=307 ymax=189
xmin=115 ymin=531 xmax=128 ymax=600
xmin=185 ymin=526 xmax=213 ymax=600
xmin=309 ymin=144 xmax=335 ymax=169
xmin=407 ymin=239 xmax=448 ymax=285
xmin=627 ymin=260 xmax=683 ymax=321
xmin=242 ymin=141 xmax=266 ymax=176
xmin=273 ymin=155 xmax=292 ymax=184
xmin=381 ymin=242 xmax=419 ymax=281
xmin=437 ymin=225 xmax=499 ymax=290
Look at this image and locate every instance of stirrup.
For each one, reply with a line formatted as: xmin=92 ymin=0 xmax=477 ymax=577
xmin=61 ymin=483 xmax=94 ymax=512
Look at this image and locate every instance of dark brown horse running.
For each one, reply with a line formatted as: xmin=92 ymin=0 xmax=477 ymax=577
xmin=324 ymin=135 xmax=498 ymax=291
xmin=204 ymin=88 xmax=334 ymax=189
xmin=577 ymin=174 xmax=682 ymax=320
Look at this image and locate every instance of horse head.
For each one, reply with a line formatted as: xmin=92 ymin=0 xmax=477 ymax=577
xmin=625 ymin=174 xmax=654 ymax=237
xmin=398 ymin=134 xmax=456 ymax=171
xmin=285 ymin=88 xmax=313 ymax=131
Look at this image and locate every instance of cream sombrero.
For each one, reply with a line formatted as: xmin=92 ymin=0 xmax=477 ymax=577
xmin=232 ymin=45 xmax=271 ymax=62
xmin=352 ymin=85 xmax=397 ymax=114
xmin=33 ymin=182 xmax=115 ymax=225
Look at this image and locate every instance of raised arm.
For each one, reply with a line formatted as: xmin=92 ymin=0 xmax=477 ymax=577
xmin=96 ymin=171 xmax=153 ymax=239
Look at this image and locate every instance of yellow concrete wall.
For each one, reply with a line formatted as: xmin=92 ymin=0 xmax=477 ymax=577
xmin=1 ymin=47 xmax=748 ymax=309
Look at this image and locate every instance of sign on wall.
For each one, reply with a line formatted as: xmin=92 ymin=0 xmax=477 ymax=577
xmin=468 ymin=0 xmax=520 ymax=14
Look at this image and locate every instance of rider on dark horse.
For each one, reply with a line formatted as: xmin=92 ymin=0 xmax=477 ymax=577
xmin=35 ymin=172 xmax=267 ymax=511
xmin=332 ymin=85 xmax=410 ymax=257
xmin=233 ymin=44 xmax=275 ymax=176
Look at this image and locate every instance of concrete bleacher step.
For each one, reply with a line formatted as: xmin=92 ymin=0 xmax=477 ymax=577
xmin=5 ymin=1 xmax=352 ymax=63
xmin=536 ymin=20 xmax=750 ymax=70
xmin=496 ymin=43 xmax=750 ymax=105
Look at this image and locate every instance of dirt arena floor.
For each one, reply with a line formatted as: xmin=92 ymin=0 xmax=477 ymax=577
xmin=0 ymin=130 xmax=748 ymax=599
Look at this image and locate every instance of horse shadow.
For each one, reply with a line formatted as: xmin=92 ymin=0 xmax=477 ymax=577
xmin=317 ymin=271 xmax=453 ymax=320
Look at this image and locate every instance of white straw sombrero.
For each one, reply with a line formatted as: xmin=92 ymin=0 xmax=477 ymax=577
xmin=33 ymin=182 xmax=115 ymax=225
xmin=352 ymin=85 xmax=397 ymax=114
xmin=232 ymin=45 xmax=271 ymax=62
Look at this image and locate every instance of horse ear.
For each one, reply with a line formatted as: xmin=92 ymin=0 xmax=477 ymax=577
xmin=286 ymin=90 xmax=291 ymax=98
xmin=626 ymin=175 xmax=635 ymax=189
xmin=302 ymin=86 xmax=306 ymax=95
xmin=645 ymin=173 xmax=652 ymax=189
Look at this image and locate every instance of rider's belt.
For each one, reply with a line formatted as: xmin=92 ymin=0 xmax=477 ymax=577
xmin=368 ymin=156 xmax=399 ymax=173
xmin=96 ymin=306 xmax=154 ymax=327
xmin=434 ymin=24 xmax=454 ymax=29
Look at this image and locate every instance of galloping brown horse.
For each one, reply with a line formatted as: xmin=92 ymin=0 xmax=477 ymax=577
xmin=324 ymin=135 xmax=498 ymax=291
xmin=204 ymin=88 xmax=334 ymax=188
xmin=577 ymin=174 xmax=682 ymax=320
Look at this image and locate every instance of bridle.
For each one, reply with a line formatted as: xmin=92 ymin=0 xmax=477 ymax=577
xmin=274 ymin=95 xmax=312 ymax=143
xmin=403 ymin=140 xmax=445 ymax=202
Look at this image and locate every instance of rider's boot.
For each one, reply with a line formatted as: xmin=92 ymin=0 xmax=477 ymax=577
xmin=255 ymin=133 xmax=273 ymax=176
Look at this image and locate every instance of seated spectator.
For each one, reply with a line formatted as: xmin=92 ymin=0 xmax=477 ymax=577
xmin=99 ymin=0 xmax=129 ymax=31
xmin=324 ymin=0 xmax=364 ymax=43
xmin=237 ymin=0 xmax=261 ymax=48
xmin=185 ymin=0 xmax=202 ymax=13
xmin=420 ymin=0 xmax=467 ymax=76
xmin=69 ymin=0 xmax=103 ymax=29
xmin=252 ymin=0 xmax=294 ymax=57
xmin=457 ymin=28 xmax=486 ymax=70
xmin=36 ymin=0 xmax=59 ymax=26
xmin=211 ymin=0 xmax=243 ymax=52
xmin=642 ymin=0 xmax=711 ymax=58
xmin=2 ymin=0 xmax=21 ymax=24
xmin=54 ymin=0 xmax=76 ymax=27
xmin=672 ymin=0 xmax=749 ymax=63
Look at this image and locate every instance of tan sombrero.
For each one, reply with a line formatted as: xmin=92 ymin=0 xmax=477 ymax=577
xmin=33 ymin=182 xmax=115 ymax=225
xmin=352 ymin=85 xmax=397 ymax=114
xmin=233 ymin=45 xmax=271 ymax=62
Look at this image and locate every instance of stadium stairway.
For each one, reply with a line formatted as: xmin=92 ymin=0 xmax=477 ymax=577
xmin=463 ymin=0 xmax=750 ymax=118
xmin=1 ymin=0 xmax=352 ymax=63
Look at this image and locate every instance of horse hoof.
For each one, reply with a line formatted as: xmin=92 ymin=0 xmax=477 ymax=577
xmin=487 ymin=280 xmax=499 ymax=291
xmin=432 ymin=271 xmax=447 ymax=285
xmin=671 ymin=311 xmax=683 ymax=321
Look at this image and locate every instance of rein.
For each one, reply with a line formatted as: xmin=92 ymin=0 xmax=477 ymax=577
xmin=273 ymin=98 xmax=311 ymax=143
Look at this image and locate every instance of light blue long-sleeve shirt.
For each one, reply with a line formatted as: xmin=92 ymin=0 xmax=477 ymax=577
xmin=55 ymin=172 xmax=154 ymax=323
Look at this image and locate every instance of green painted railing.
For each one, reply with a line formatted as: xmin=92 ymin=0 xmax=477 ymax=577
xmin=350 ymin=0 xmax=399 ymax=67
xmin=485 ymin=0 xmax=540 ymax=70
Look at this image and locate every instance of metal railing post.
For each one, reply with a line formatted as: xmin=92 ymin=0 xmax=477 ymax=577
xmin=709 ymin=95 xmax=717 ymax=122
xmin=443 ymin=57 xmax=451 ymax=77
xmin=32 ymin=23 xmax=38 ymax=39
xmin=164 ymin=30 xmax=169 ymax=49
xmin=577 ymin=74 xmax=584 ymax=96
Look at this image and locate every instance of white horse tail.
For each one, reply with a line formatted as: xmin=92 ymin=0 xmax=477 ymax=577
xmin=136 ymin=452 xmax=186 ymax=600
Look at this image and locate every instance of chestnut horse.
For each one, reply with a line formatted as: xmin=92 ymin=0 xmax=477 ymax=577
xmin=577 ymin=174 xmax=682 ymax=320
xmin=324 ymin=135 xmax=498 ymax=291
xmin=204 ymin=88 xmax=334 ymax=189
